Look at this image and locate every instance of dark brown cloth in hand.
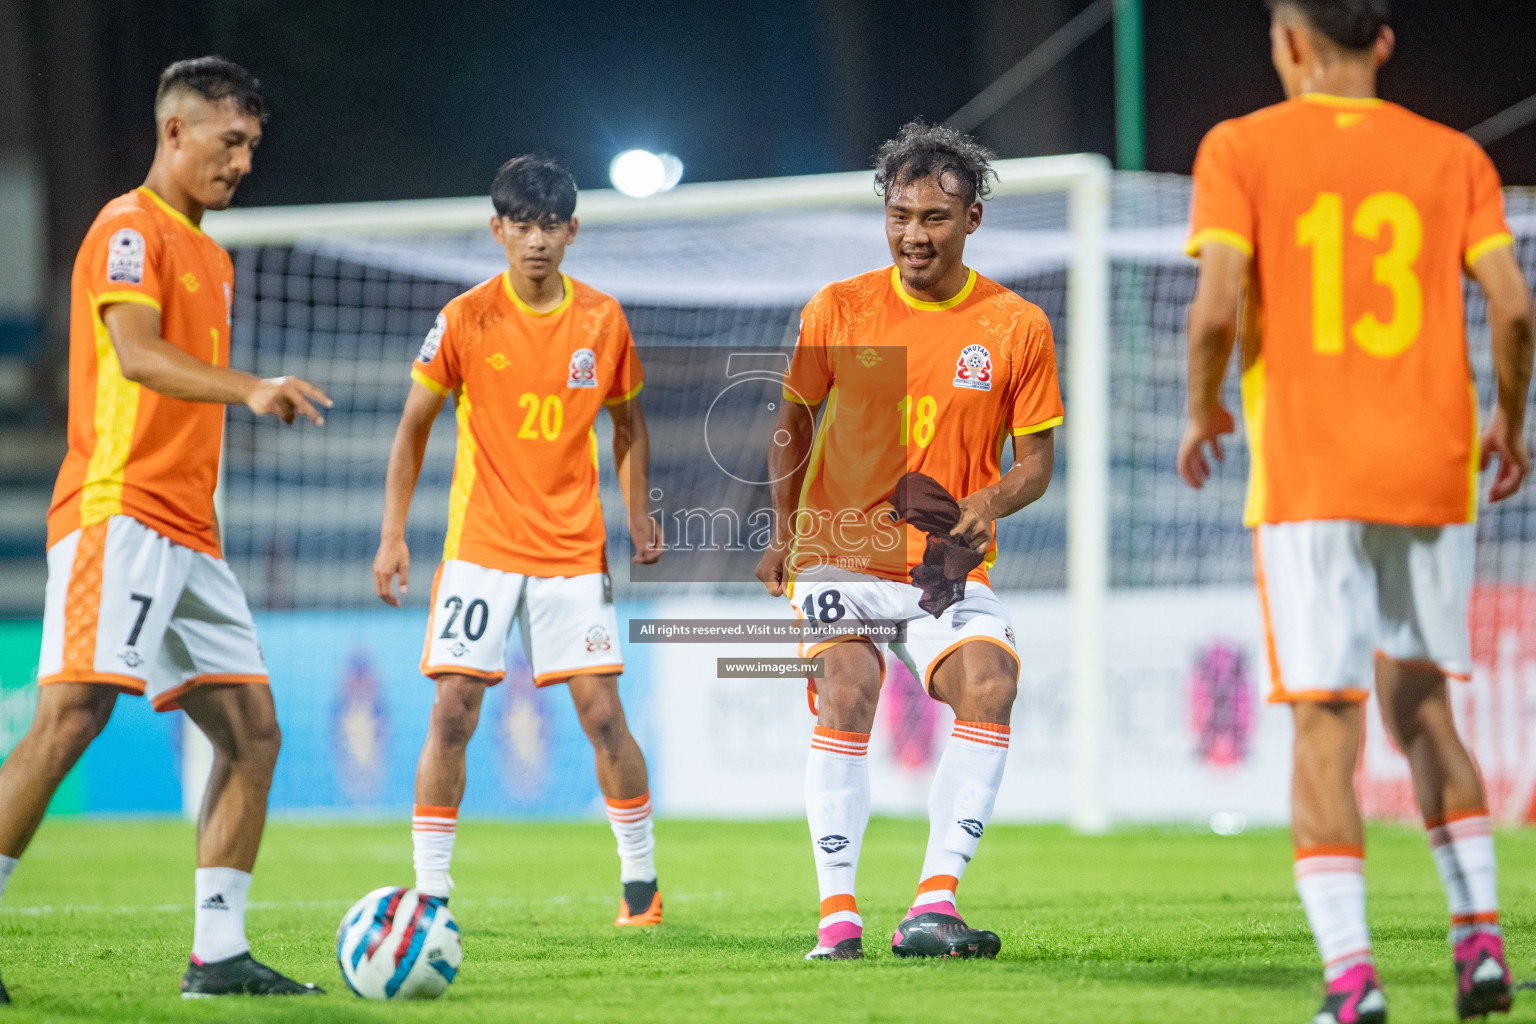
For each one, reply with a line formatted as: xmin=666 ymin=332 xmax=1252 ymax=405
xmin=886 ymin=472 xmax=985 ymax=617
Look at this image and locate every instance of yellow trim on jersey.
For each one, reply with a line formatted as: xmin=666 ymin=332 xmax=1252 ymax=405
xmin=785 ymin=385 xmax=837 ymax=587
xmin=1467 ymin=383 xmax=1481 ymax=524
xmin=1012 ymin=415 xmax=1063 ymax=436
xmin=136 ymin=186 xmax=203 ymax=233
xmin=79 ymin=293 xmax=143 ymax=527
xmin=1185 ymin=228 xmax=1254 ymax=259
xmin=1241 ymin=357 xmax=1267 ymax=527
xmin=890 ymin=265 xmax=977 ymax=311
xmin=1465 ymin=232 xmax=1514 ymax=269
xmin=94 ymin=290 xmax=161 ymax=315
xmin=783 ymin=385 xmax=819 ymax=406
xmin=1299 ymin=93 xmax=1384 ymax=109
xmin=442 ymin=391 xmax=478 ymax=561
xmin=590 ymin=426 xmax=601 ymax=473
xmin=502 ymin=271 xmax=575 ymax=317
xmin=411 ymin=365 xmax=451 ymax=397
xmin=602 ymin=380 xmax=645 ymax=407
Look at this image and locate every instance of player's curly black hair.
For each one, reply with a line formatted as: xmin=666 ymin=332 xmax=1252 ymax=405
xmin=491 ymin=154 xmax=578 ymax=224
xmin=873 ymin=119 xmax=997 ymax=206
xmin=156 ymin=56 xmax=266 ymax=121
xmin=1265 ymin=0 xmax=1389 ymax=52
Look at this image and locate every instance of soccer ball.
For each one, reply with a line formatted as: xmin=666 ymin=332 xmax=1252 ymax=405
xmin=336 ymin=886 xmax=461 ymax=999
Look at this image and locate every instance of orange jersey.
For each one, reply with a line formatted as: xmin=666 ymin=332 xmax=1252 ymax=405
xmin=1187 ymin=95 xmax=1512 ymax=527
xmin=784 ymin=266 xmax=1063 ymax=585
xmin=411 ymin=272 xmax=643 ymax=576
xmin=49 ymin=187 xmax=235 ymax=556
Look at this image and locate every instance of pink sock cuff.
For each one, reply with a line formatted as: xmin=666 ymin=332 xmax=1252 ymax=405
xmin=817 ymin=918 xmax=863 ymax=946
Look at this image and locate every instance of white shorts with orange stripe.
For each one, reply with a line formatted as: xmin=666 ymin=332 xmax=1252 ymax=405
xmin=420 ymin=560 xmax=622 ymax=686
xmin=1256 ymin=520 xmax=1474 ymax=702
xmin=38 ymin=515 xmax=268 ymax=711
xmin=786 ymin=566 xmax=1018 ymax=700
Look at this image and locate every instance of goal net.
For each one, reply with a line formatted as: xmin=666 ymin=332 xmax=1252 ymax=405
xmin=202 ymin=166 xmax=1536 ymax=828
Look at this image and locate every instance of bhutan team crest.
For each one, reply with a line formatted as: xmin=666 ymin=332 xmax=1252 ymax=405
xmin=567 ymin=347 xmax=598 ymax=389
xmin=585 ymin=625 xmax=612 ymax=653
xmin=953 ymin=344 xmax=993 ymax=391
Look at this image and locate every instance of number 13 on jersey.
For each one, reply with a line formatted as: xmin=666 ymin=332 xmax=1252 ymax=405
xmin=1296 ymin=190 xmax=1423 ymax=358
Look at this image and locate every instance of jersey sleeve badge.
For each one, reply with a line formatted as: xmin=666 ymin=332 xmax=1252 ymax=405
xmin=567 ymin=347 xmax=598 ymax=389
xmin=417 ymin=313 xmax=447 ymax=363
xmin=106 ymin=228 xmax=146 ymax=284
xmin=953 ymin=344 xmax=994 ymax=391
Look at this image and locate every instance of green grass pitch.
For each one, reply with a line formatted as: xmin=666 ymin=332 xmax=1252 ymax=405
xmin=0 ymin=819 xmax=1532 ymax=1023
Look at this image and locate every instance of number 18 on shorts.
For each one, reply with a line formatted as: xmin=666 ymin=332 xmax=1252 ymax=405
xmin=419 ymin=560 xmax=624 ymax=687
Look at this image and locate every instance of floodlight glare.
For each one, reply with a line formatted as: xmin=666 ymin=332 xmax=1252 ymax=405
xmin=609 ymin=149 xmax=683 ymax=198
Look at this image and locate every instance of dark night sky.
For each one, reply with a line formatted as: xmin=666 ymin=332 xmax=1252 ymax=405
xmin=33 ymin=0 xmax=1536 ymax=214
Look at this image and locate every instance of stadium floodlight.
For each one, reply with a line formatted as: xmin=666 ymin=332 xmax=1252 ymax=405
xmin=609 ymin=150 xmax=684 ymax=198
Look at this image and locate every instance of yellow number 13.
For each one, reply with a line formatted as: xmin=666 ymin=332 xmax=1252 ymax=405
xmin=1296 ymin=190 xmax=1423 ymax=358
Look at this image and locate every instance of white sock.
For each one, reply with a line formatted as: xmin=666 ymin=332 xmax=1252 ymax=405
xmin=412 ymin=804 xmax=458 ymax=899
xmin=193 ymin=867 xmax=251 ymax=963
xmin=1427 ymin=810 xmax=1500 ymax=942
xmin=912 ymin=720 xmax=1010 ymax=914
xmin=1294 ymin=848 xmax=1372 ymax=981
xmin=0 ymin=853 xmax=17 ymax=907
xmin=806 ymin=727 xmax=870 ymax=925
xmin=605 ymin=793 xmax=657 ymax=884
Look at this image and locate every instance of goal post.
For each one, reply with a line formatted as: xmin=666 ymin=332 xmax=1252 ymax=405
xmin=202 ymin=155 xmax=1115 ymax=831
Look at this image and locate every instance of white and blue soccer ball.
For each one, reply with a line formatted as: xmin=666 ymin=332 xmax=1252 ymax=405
xmin=337 ymin=886 xmax=461 ymax=999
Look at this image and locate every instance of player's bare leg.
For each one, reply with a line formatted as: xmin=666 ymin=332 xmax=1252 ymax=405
xmin=568 ymin=672 xmax=661 ymax=925
xmin=176 ymin=683 xmax=318 ymax=997
xmin=0 ymin=684 xmax=118 ymax=859
xmin=1377 ymin=658 xmax=1512 ymax=1018
xmin=801 ymin=639 xmax=880 ymax=960
xmin=411 ymin=674 xmax=486 ymax=902
xmin=891 ymin=641 xmax=1015 ymax=960
xmin=0 ymin=684 xmax=117 ymax=1002
xmin=1290 ymin=700 xmax=1384 ymax=1024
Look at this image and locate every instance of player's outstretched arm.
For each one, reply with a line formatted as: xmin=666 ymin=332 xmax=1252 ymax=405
xmin=1177 ymin=243 xmax=1249 ymax=489
xmin=754 ymin=397 xmax=817 ymax=596
xmin=950 ymin=429 xmax=1054 ymax=552
xmin=102 ymin=302 xmax=331 ymax=424
xmin=374 ymin=381 xmax=445 ymax=606
xmin=1470 ymin=246 xmax=1535 ymax=503
xmin=609 ymin=397 xmax=663 ymax=565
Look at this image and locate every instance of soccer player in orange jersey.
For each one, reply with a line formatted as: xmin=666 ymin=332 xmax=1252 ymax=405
xmin=0 ymin=59 xmax=331 ymax=1001
xmin=374 ymin=155 xmax=665 ymax=926
xmin=1179 ymin=3 xmax=1534 ymax=1021
xmin=755 ymin=122 xmax=1062 ymax=961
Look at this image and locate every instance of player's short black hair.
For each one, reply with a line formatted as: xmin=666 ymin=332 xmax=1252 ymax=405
xmin=491 ymin=155 xmax=578 ymax=224
xmin=1265 ymin=0 xmax=1390 ymax=52
xmin=873 ymin=119 xmax=997 ymax=206
xmin=156 ymin=56 xmax=266 ymax=121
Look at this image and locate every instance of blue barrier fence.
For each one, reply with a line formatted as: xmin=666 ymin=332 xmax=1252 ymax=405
xmin=0 ymin=606 xmax=656 ymax=819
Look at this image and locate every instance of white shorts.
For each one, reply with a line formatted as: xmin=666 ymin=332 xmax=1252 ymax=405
xmin=38 ymin=516 xmax=268 ymax=711
xmin=786 ymin=567 xmax=1019 ymax=707
xmin=1255 ymin=521 xmax=1474 ymax=702
xmin=420 ymin=561 xmax=623 ymax=686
